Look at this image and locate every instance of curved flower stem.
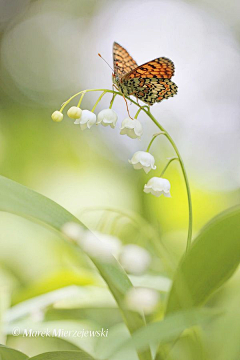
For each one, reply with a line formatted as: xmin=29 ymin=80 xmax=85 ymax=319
xmin=60 ymin=91 xmax=83 ymax=112
xmin=77 ymin=91 xmax=86 ymax=107
xmin=146 ymin=132 xmax=165 ymax=152
xmin=160 ymin=157 xmax=179 ymax=177
xmin=134 ymin=107 xmax=142 ymax=119
xmin=91 ymin=91 xmax=107 ymax=112
xmin=109 ymin=93 xmax=117 ymax=109
xmin=146 ymin=110 xmax=193 ymax=252
xmin=60 ymin=88 xmax=193 ymax=252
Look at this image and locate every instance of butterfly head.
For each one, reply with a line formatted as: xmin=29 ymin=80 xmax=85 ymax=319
xmin=112 ymin=72 xmax=120 ymax=86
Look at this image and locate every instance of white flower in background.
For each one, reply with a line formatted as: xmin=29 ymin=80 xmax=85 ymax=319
xmin=129 ymin=151 xmax=156 ymax=174
xmin=51 ymin=110 xmax=63 ymax=122
xmin=61 ymin=222 xmax=85 ymax=241
xmin=67 ymin=106 xmax=82 ymax=119
xmin=79 ymin=231 xmax=122 ymax=260
xmin=97 ymin=109 xmax=118 ymax=128
xmin=120 ymin=118 xmax=143 ymax=139
xmin=74 ymin=110 xmax=96 ymax=130
xmin=30 ymin=309 xmax=45 ymax=322
xmin=119 ymin=244 xmax=151 ymax=274
xmin=144 ymin=177 xmax=171 ymax=198
xmin=125 ymin=287 xmax=159 ymax=314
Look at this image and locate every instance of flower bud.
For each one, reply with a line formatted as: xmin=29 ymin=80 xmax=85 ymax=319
xmin=67 ymin=106 xmax=82 ymax=119
xmin=51 ymin=111 xmax=63 ymax=122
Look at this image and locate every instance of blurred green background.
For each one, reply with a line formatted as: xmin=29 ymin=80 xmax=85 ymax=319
xmin=0 ymin=0 xmax=240 ymax=358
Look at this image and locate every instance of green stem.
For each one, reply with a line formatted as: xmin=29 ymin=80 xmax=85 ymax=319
xmin=91 ymin=91 xmax=107 ymax=112
xmin=146 ymin=132 xmax=165 ymax=152
xmin=160 ymin=158 xmax=179 ymax=177
xmin=134 ymin=107 xmax=142 ymax=119
xmin=109 ymin=93 xmax=117 ymax=109
xmin=77 ymin=91 xmax=86 ymax=107
xmin=145 ymin=110 xmax=193 ymax=252
xmin=60 ymin=91 xmax=83 ymax=112
xmin=60 ymin=88 xmax=193 ymax=252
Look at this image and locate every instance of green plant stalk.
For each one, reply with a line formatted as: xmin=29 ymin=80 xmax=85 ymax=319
xmin=159 ymin=158 xmax=179 ymax=177
xmin=60 ymin=88 xmax=193 ymax=252
xmin=77 ymin=91 xmax=86 ymax=107
xmin=91 ymin=91 xmax=107 ymax=112
xmin=143 ymin=108 xmax=192 ymax=252
xmin=134 ymin=107 xmax=142 ymax=119
xmin=109 ymin=93 xmax=117 ymax=109
xmin=146 ymin=132 xmax=165 ymax=152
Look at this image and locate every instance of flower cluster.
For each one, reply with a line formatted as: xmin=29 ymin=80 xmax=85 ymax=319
xmin=51 ymin=91 xmax=173 ymax=198
xmin=62 ymin=222 xmax=151 ymax=273
xmin=52 ymin=106 xmax=143 ymax=139
xmin=62 ymin=222 xmax=159 ymax=314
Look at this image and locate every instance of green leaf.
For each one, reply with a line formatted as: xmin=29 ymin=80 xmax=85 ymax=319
xmin=45 ymin=307 xmax=122 ymax=328
xmin=108 ymin=308 xmax=218 ymax=357
xmin=28 ymin=350 xmax=95 ymax=360
xmin=213 ymin=290 xmax=240 ymax=360
xmin=0 ymin=345 xmax=28 ymax=360
xmin=0 ymin=175 xmax=152 ymax=360
xmin=166 ymin=206 xmax=240 ymax=314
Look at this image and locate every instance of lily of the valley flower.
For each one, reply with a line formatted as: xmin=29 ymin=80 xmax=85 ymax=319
xmin=129 ymin=151 xmax=156 ymax=174
xmin=120 ymin=118 xmax=143 ymax=139
xmin=62 ymin=223 xmax=122 ymax=261
xmin=79 ymin=231 xmax=122 ymax=260
xmin=125 ymin=287 xmax=160 ymax=314
xmin=61 ymin=222 xmax=85 ymax=241
xmin=51 ymin=110 xmax=63 ymax=122
xmin=74 ymin=110 xmax=97 ymax=130
xmin=144 ymin=177 xmax=171 ymax=198
xmin=97 ymin=109 xmax=118 ymax=128
xmin=119 ymin=244 xmax=151 ymax=274
xmin=67 ymin=106 xmax=82 ymax=119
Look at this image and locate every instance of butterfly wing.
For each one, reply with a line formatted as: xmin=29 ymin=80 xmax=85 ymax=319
xmin=120 ymin=56 xmax=176 ymax=105
xmin=122 ymin=77 xmax=178 ymax=105
xmin=122 ymin=57 xmax=175 ymax=81
xmin=113 ymin=42 xmax=138 ymax=78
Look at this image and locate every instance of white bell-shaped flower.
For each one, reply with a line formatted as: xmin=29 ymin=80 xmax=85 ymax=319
xmin=119 ymin=244 xmax=151 ymax=274
xmin=120 ymin=118 xmax=143 ymax=139
xmin=129 ymin=151 xmax=156 ymax=174
xmin=97 ymin=109 xmax=118 ymax=128
xmin=79 ymin=231 xmax=122 ymax=261
xmin=51 ymin=110 xmax=63 ymax=122
xmin=61 ymin=222 xmax=85 ymax=241
xmin=74 ymin=110 xmax=96 ymax=130
xmin=144 ymin=177 xmax=171 ymax=198
xmin=125 ymin=287 xmax=159 ymax=314
xmin=67 ymin=106 xmax=82 ymax=119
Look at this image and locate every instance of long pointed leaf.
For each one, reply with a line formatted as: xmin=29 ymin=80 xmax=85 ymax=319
xmin=0 ymin=176 xmax=151 ymax=360
xmin=166 ymin=206 xmax=240 ymax=314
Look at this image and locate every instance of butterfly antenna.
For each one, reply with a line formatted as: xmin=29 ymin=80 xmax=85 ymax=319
xmin=98 ymin=53 xmax=114 ymax=72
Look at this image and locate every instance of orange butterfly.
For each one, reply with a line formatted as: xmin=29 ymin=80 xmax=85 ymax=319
xmin=112 ymin=42 xmax=177 ymax=106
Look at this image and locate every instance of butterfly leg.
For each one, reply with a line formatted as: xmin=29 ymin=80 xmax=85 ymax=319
xmin=122 ymin=95 xmax=133 ymax=119
xmin=112 ymin=84 xmax=133 ymax=119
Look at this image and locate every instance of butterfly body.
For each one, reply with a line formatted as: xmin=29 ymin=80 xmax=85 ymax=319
xmin=112 ymin=42 xmax=178 ymax=106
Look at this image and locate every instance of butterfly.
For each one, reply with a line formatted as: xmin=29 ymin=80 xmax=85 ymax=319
xmin=112 ymin=42 xmax=178 ymax=106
